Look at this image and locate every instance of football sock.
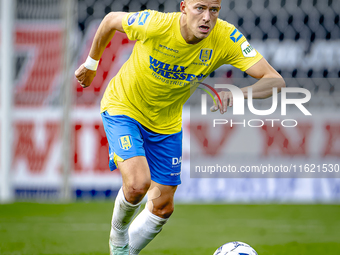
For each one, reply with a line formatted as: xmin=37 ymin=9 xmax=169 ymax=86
xmin=129 ymin=207 xmax=168 ymax=255
xmin=109 ymin=187 xmax=142 ymax=247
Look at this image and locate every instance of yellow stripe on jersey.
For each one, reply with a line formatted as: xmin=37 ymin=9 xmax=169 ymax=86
xmin=100 ymin=11 xmax=263 ymax=134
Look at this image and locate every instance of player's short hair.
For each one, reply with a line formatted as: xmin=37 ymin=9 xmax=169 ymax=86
xmin=184 ymin=0 xmax=222 ymax=3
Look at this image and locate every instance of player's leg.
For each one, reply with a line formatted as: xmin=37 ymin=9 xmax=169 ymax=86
xmin=119 ymin=156 xmax=151 ymax=204
xmin=128 ymin=125 xmax=182 ymax=254
xmin=101 ymin=112 xmax=150 ymax=254
xmin=109 ymin=156 xmax=151 ymax=253
xmin=129 ymin=180 xmax=177 ymax=255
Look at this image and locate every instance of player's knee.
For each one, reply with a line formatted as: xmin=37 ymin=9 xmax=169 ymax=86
xmin=124 ymin=179 xmax=151 ymax=204
xmin=152 ymin=202 xmax=174 ymax=219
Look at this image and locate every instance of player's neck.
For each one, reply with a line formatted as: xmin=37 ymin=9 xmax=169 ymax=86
xmin=179 ymin=14 xmax=202 ymax=45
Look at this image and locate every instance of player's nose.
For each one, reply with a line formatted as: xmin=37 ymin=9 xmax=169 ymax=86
xmin=202 ymin=10 xmax=211 ymax=22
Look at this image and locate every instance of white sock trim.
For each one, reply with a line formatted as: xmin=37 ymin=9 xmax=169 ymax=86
xmin=144 ymin=206 xmax=168 ymax=226
xmin=112 ymin=188 xmax=142 ymax=230
xmin=119 ymin=188 xmax=143 ymax=210
xmin=110 ymin=187 xmax=142 ymax=247
xmin=129 ymin=207 xmax=169 ymax=254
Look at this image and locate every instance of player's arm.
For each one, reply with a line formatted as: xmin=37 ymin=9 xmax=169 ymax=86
xmin=75 ymin=12 xmax=127 ymax=88
xmin=242 ymin=58 xmax=285 ymax=99
xmin=212 ymin=58 xmax=285 ymax=114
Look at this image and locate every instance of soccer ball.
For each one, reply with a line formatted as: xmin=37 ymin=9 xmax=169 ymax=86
xmin=213 ymin=241 xmax=258 ymax=255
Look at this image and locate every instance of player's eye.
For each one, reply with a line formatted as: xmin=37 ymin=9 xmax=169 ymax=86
xmin=196 ymin=6 xmax=203 ymax=11
xmin=211 ymin=8 xmax=219 ymax=13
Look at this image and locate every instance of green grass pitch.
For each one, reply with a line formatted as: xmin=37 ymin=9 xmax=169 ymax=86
xmin=0 ymin=202 xmax=339 ymax=254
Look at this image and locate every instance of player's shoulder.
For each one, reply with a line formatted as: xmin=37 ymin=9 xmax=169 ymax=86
xmin=127 ymin=10 xmax=179 ymax=30
xmin=123 ymin=10 xmax=180 ymax=38
xmin=144 ymin=10 xmax=180 ymax=35
xmin=213 ymin=18 xmax=239 ymax=38
xmin=123 ymin=10 xmax=180 ymax=41
xmin=212 ymin=19 xmax=246 ymax=48
xmin=147 ymin=10 xmax=179 ymax=21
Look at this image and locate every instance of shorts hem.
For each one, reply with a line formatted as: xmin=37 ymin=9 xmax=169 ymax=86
xmin=120 ymin=153 xmax=146 ymax=162
xmin=110 ymin=153 xmax=146 ymax=171
xmin=151 ymin=177 xmax=181 ymax=186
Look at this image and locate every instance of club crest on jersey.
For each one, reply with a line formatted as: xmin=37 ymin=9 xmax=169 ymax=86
xmin=199 ymin=48 xmax=213 ymax=62
xmin=119 ymin=136 xmax=133 ymax=150
xmin=230 ymin=28 xmax=243 ymax=43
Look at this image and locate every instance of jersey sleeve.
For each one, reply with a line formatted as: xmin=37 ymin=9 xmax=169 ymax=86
xmin=222 ymin=24 xmax=263 ymax=72
xmin=122 ymin=10 xmax=171 ymax=42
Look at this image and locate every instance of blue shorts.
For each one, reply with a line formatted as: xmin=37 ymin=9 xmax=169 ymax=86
xmin=101 ymin=112 xmax=182 ymax=186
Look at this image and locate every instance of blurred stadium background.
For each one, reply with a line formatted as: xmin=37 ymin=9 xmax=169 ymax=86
xmin=1 ymin=0 xmax=339 ymax=202
xmin=0 ymin=0 xmax=339 ymax=254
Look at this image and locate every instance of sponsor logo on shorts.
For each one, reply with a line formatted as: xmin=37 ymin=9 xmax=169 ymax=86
xmin=119 ymin=136 xmax=133 ymax=150
xmin=199 ymin=48 xmax=213 ymax=63
xmin=241 ymin=41 xmax=257 ymax=57
xmin=170 ymin=172 xmax=181 ymax=176
xmin=128 ymin=12 xmax=139 ymax=26
xmin=172 ymin=157 xmax=182 ymax=167
xmin=230 ymin=28 xmax=243 ymax=43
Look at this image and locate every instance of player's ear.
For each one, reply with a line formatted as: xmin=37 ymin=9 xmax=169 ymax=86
xmin=180 ymin=1 xmax=187 ymax=14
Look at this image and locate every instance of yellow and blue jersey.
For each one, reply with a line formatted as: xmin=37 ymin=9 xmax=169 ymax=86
xmin=100 ymin=10 xmax=263 ymax=134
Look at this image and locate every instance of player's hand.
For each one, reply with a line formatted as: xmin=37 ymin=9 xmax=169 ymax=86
xmin=210 ymin=91 xmax=233 ymax=114
xmin=74 ymin=64 xmax=97 ymax=88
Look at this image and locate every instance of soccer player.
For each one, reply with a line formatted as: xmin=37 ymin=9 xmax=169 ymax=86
xmin=75 ymin=0 xmax=285 ymax=254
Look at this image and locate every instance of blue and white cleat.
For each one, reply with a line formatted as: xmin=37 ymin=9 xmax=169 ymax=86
xmin=109 ymin=242 xmax=129 ymax=255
